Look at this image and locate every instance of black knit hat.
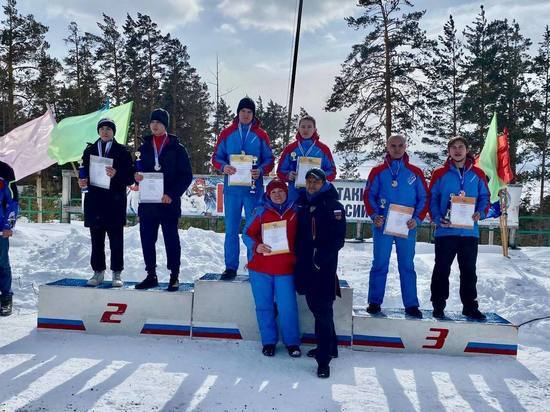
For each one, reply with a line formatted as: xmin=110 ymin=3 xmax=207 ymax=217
xmin=305 ymin=168 xmax=326 ymax=182
xmin=236 ymin=97 xmax=256 ymax=117
xmin=150 ymin=108 xmax=170 ymax=129
xmin=97 ymin=117 xmax=116 ymax=136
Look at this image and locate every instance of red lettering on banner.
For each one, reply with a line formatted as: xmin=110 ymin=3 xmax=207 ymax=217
xmin=422 ymin=328 xmax=449 ymax=349
xmin=100 ymin=303 xmax=128 ymax=323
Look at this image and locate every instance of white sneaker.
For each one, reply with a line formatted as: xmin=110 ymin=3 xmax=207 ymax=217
xmin=112 ymin=271 xmax=123 ymax=288
xmin=87 ymin=271 xmax=104 ymax=286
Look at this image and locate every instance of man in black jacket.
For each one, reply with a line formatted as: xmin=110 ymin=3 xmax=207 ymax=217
xmin=134 ymin=109 xmax=193 ymax=291
xmin=79 ymin=118 xmax=134 ymax=287
xmin=294 ymin=168 xmax=346 ymax=378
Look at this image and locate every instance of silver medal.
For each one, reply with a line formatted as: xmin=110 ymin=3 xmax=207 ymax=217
xmin=154 ymin=163 xmax=161 ymax=171
xmin=391 ymin=180 xmax=398 ymax=188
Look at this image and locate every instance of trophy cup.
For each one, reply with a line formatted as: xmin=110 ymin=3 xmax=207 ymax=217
xmin=444 ymin=193 xmax=454 ymax=222
xmin=290 ymin=152 xmax=298 ymax=172
xmin=135 ymin=151 xmax=143 ymax=173
xmin=250 ymin=156 xmax=258 ymax=195
xmin=78 ymin=159 xmax=88 ymax=193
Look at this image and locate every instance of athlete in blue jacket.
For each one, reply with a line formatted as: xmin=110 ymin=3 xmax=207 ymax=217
xmin=363 ymin=134 xmax=429 ymax=318
xmin=429 ymin=136 xmax=490 ymax=320
xmin=0 ymin=168 xmax=19 ymax=317
xmin=277 ymin=115 xmax=337 ymax=201
xmin=211 ymin=97 xmax=274 ymax=279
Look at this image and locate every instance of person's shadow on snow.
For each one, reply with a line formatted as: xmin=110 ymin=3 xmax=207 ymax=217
xmin=0 ymin=331 xmax=352 ymax=411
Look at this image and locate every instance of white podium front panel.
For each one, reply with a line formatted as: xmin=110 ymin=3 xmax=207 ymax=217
xmin=191 ymin=273 xmax=258 ymax=340
xmin=37 ymin=278 xmax=193 ymax=337
xmin=298 ymin=279 xmax=353 ymax=346
xmin=352 ymin=308 xmax=518 ymax=356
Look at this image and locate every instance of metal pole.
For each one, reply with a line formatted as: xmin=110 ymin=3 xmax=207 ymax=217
xmin=285 ymin=0 xmax=304 ymax=145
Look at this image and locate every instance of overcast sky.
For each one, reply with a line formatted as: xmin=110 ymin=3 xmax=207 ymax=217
xmin=17 ymin=0 xmax=550 ymax=150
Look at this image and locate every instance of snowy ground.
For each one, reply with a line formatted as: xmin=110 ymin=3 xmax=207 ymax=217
xmin=1 ymin=221 xmax=549 ymax=411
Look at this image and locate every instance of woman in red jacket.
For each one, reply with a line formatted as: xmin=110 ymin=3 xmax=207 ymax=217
xmin=244 ymin=179 xmax=301 ymax=357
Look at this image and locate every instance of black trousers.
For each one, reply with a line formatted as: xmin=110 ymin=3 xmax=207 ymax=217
xmin=90 ymin=226 xmax=124 ymax=272
xmin=305 ymin=294 xmax=338 ymax=367
xmin=139 ymin=216 xmax=180 ymax=275
xmin=430 ymin=236 xmax=479 ymax=310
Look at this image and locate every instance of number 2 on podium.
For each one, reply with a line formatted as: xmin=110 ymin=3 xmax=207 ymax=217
xmin=100 ymin=303 xmax=128 ymax=323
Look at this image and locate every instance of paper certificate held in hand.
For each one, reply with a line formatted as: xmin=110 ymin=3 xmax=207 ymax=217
xmin=261 ymin=220 xmax=289 ymax=255
xmin=383 ymin=204 xmax=414 ymax=238
xmin=295 ymin=157 xmax=322 ymax=188
xmin=450 ymin=196 xmax=475 ymax=228
xmin=89 ymin=155 xmax=113 ymax=189
xmin=139 ymin=173 xmax=164 ymax=203
xmin=229 ymin=154 xmax=253 ymax=186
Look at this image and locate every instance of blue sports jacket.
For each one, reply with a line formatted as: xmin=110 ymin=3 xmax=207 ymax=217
xmin=211 ymin=118 xmax=274 ymax=194
xmin=363 ymin=153 xmax=429 ymax=225
xmin=429 ymin=157 xmax=490 ymax=238
xmin=0 ymin=177 xmax=18 ymax=230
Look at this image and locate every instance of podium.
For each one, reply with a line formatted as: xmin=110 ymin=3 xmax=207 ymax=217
xmin=352 ymin=308 xmax=518 ymax=356
xmin=298 ymin=280 xmax=353 ymax=346
xmin=37 ymin=279 xmax=194 ymax=337
xmin=191 ymin=273 xmax=258 ymax=340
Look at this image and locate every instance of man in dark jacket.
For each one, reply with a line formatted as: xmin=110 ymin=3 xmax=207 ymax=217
xmin=294 ymin=168 xmax=346 ymax=378
xmin=79 ymin=118 xmax=134 ymax=287
xmin=0 ymin=160 xmax=18 ymax=316
xmin=134 ymin=109 xmax=193 ymax=291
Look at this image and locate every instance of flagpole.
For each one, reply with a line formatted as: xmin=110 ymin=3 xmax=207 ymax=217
xmin=499 ymin=188 xmax=509 ymax=257
xmin=285 ymin=0 xmax=304 ymax=145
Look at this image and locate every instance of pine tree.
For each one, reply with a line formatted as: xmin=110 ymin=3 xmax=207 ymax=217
xmin=326 ymin=0 xmax=434 ymax=161
xmin=160 ymin=36 xmax=212 ymax=173
xmin=533 ymin=26 xmax=550 ymax=206
xmin=256 ymin=97 xmax=288 ymax=158
xmin=0 ymin=0 xmax=49 ymax=130
xmin=460 ymin=6 xmax=500 ymax=152
xmin=26 ymin=49 xmax=62 ymax=117
xmin=421 ymin=15 xmax=464 ymax=167
xmin=213 ymin=97 xmax=233 ymax=138
xmin=93 ymin=14 xmax=125 ymax=105
xmin=63 ymin=21 xmax=102 ymax=115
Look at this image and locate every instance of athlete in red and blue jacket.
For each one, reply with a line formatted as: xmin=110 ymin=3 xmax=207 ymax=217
xmin=211 ymin=97 xmax=274 ymax=279
xmin=243 ymin=179 xmax=301 ymax=357
xmin=277 ymin=115 xmax=336 ymax=201
xmin=429 ymin=136 xmax=490 ymax=320
xmin=363 ymin=135 xmax=429 ymax=318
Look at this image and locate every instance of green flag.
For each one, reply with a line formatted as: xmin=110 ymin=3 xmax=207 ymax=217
xmin=477 ymin=112 xmax=503 ymax=203
xmin=48 ymin=101 xmax=133 ymax=165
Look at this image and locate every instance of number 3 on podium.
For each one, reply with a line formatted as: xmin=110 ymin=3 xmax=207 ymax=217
xmin=422 ymin=328 xmax=449 ymax=349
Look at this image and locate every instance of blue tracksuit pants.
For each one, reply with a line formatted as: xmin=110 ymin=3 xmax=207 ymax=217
xmin=223 ymin=191 xmax=262 ymax=271
xmin=249 ymin=270 xmax=301 ymax=346
xmin=368 ymin=226 xmax=419 ymax=308
xmin=0 ymin=238 xmax=12 ymax=296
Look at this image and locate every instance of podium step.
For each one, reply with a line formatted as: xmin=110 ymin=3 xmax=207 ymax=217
xmin=38 ymin=278 xmax=194 ymax=337
xmin=352 ymin=308 xmax=518 ymax=356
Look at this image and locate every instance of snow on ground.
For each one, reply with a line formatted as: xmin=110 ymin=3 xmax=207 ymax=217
xmin=1 ymin=222 xmax=549 ymax=411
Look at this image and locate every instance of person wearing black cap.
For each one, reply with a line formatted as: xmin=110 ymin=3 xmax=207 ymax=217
xmin=79 ymin=118 xmax=134 ymax=287
xmin=294 ymin=168 xmax=346 ymax=378
xmin=211 ymin=97 xmax=274 ymax=280
xmin=134 ymin=108 xmax=193 ymax=291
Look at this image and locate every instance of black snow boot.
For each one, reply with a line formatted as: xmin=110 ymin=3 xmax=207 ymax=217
xmin=167 ymin=275 xmax=179 ymax=292
xmin=0 ymin=295 xmax=13 ymax=316
xmin=366 ymin=303 xmax=381 ymax=314
xmin=135 ymin=274 xmax=158 ymax=290
xmin=220 ymin=268 xmax=237 ymax=280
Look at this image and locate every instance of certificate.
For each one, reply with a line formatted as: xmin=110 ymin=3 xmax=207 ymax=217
xmin=261 ymin=220 xmax=289 ymax=255
xmin=229 ymin=154 xmax=253 ymax=186
xmin=450 ymin=196 xmax=475 ymax=228
xmin=383 ymin=204 xmax=414 ymax=238
xmin=295 ymin=156 xmax=322 ymax=187
xmin=139 ymin=173 xmax=164 ymax=203
xmin=89 ymin=155 xmax=113 ymax=189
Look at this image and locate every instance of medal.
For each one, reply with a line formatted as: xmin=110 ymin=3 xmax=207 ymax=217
xmin=153 ymin=134 xmax=168 ymax=173
xmin=459 ymin=190 xmax=466 ymax=197
xmin=391 ymin=180 xmax=398 ymax=188
xmin=385 ymin=158 xmax=401 ymax=189
xmin=241 ymin=150 xmax=245 ymax=155
xmin=154 ymin=163 xmax=161 ymax=171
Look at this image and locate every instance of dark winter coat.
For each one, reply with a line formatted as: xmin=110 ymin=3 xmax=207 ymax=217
xmin=0 ymin=160 xmax=18 ymax=204
xmin=294 ymin=183 xmax=346 ymax=300
xmin=136 ymin=134 xmax=193 ymax=219
xmin=82 ymin=138 xmax=134 ymax=228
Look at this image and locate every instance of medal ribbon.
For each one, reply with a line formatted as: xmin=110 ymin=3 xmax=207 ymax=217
xmin=385 ymin=158 xmax=401 ymax=184
xmin=298 ymin=138 xmax=316 ymax=157
xmin=97 ymin=140 xmax=112 ymax=158
xmin=238 ymin=123 xmax=252 ymax=153
xmin=153 ymin=135 xmax=168 ymax=170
